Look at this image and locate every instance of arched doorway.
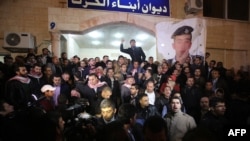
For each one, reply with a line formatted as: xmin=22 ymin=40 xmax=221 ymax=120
xmin=61 ymin=22 xmax=156 ymax=60
xmin=48 ymin=9 xmax=160 ymax=59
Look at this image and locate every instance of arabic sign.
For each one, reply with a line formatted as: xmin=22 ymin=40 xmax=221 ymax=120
xmin=68 ymin=0 xmax=170 ymax=16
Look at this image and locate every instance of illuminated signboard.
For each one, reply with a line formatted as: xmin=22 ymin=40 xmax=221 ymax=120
xmin=68 ymin=0 xmax=170 ymax=16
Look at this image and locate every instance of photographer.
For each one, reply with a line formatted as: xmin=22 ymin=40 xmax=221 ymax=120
xmin=63 ymin=98 xmax=117 ymax=141
xmin=63 ymin=96 xmax=91 ymax=141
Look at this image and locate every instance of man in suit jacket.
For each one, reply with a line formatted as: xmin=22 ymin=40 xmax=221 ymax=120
xmin=124 ymin=84 xmax=140 ymax=108
xmin=120 ymin=39 xmax=146 ymax=64
xmin=39 ymin=48 xmax=52 ymax=66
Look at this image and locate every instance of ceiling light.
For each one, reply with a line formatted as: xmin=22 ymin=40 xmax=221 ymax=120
xmin=91 ymin=40 xmax=101 ymax=45
xmin=136 ymin=42 xmax=142 ymax=47
xmin=88 ymin=31 xmax=102 ymax=38
xmin=114 ymin=33 xmax=123 ymax=38
xmin=161 ymin=43 xmax=165 ymax=47
xmin=136 ymin=33 xmax=149 ymax=41
xmin=67 ymin=34 xmax=75 ymax=38
xmin=111 ymin=41 xmax=120 ymax=47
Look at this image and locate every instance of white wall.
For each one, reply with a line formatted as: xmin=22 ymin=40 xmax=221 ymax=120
xmin=145 ymin=45 xmax=157 ymax=60
xmin=78 ymin=48 xmax=124 ymax=60
xmin=64 ymin=35 xmax=80 ymax=59
xmin=77 ymin=46 xmax=157 ymax=61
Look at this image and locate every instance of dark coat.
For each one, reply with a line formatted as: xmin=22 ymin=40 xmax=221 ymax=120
xmin=59 ymin=82 xmax=72 ymax=100
xmin=143 ymin=63 xmax=158 ymax=74
xmin=124 ymin=94 xmax=140 ymax=108
xmin=181 ymin=85 xmax=202 ymax=123
xmin=76 ymin=83 xmax=107 ymax=115
xmin=103 ymin=77 xmax=121 ymax=108
xmin=136 ymin=104 xmax=161 ymax=121
xmin=199 ymin=111 xmax=229 ymax=140
xmin=155 ymin=95 xmax=170 ymax=115
xmin=28 ymin=75 xmax=46 ymax=98
xmin=120 ymin=44 xmax=146 ymax=64
xmin=5 ymin=79 xmax=32 ymax=110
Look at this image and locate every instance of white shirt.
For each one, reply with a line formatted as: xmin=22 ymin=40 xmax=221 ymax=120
xmin=145 ymin=91 xmax=155 ymax=105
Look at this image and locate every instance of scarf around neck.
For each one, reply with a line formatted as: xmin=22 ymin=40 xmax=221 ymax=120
xmin=88 ymin=81 xmax=106 ymax=89
xmin=28 ymin=70 xmax=43 ymax=79
xmin=9 ymin=75 xmax=31 ymax=84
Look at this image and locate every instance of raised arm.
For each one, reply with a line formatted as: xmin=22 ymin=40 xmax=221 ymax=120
xmin=120 ymin=39 xmax=129 ymax=54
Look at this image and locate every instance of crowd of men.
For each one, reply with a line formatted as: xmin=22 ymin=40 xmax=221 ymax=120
xmin=0 ymin=47 xmax=250 ymax=141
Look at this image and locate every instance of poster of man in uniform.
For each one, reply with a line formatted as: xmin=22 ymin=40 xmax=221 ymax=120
xmin=156 ymin=18 xmax=206 ymax=66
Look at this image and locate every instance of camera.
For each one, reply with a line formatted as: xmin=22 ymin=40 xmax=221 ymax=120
xmin=63 ymin=98 xmax=97 ymax=141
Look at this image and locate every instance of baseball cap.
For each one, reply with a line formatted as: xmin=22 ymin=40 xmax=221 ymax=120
xmin=41 ymin=84 xmax=56 ymax=93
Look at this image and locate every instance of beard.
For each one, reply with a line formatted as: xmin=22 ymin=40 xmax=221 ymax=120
xmin=20 ymin=73 xmax=28 ymax=77
xmin=35 ymin=72 xmax=42 ymax=75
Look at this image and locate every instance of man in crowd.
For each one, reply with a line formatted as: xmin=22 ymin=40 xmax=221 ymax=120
xmin=28 ymin=63 xmax=45 ymax=98
xmin=5 ymin=64 xmax=33 ymax=110
xmin=120 ymin=39 xmax=146 ymax=65
xmin=165 ymin=96 xmax=196 ymax=141
xmin=91 ymin=99 xmax=117 ymax=141
xmin=199 ymin=97 xmax=229 ymax=141
xmin=136 ymin=94 xmax=160 ymax=122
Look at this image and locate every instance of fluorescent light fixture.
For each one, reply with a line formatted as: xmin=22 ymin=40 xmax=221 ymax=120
xmin=111 ymin=41 xmax=121 ymax=47
xmin=136 ymin=42 xmax=142 ymax=47
xmin=114 ymin=33 xmax=123 ymax=38
xmin=91 ymin=40 xmax=101 ymax=45
xmin=67 ymin=34 xmax=75 ymax=38
xmin=88 ymin=31 xmax=102 ymax=38
xmin=136 ymin=33 xmax=149 ymax=41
